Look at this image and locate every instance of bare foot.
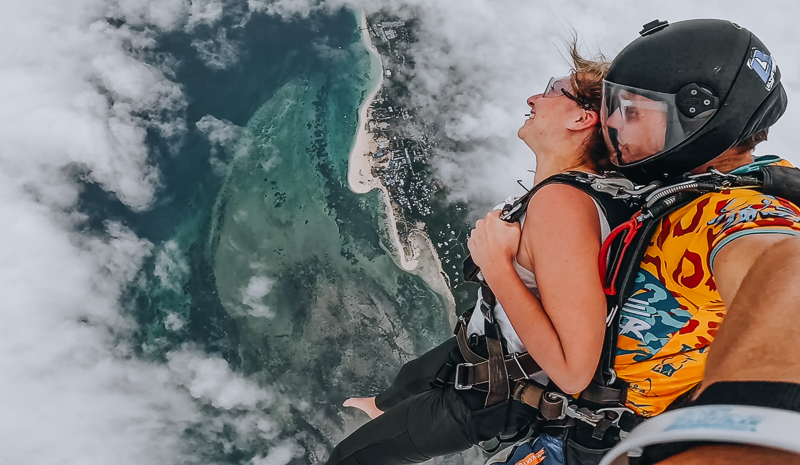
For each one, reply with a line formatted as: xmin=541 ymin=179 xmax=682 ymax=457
xmin=343 ymin=397 xmax=384 ymax=419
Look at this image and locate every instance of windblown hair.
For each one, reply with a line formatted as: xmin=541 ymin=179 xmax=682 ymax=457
xmin=566 ymin=40 xmax=612 ymax=172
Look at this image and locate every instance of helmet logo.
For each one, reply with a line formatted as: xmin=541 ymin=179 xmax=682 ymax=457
xmin=747 ymin=49 xmax=777 ymax=91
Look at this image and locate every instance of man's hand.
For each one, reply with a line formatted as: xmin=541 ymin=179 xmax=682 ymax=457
xmin=467 ymin=210 xmax=521 ymax=275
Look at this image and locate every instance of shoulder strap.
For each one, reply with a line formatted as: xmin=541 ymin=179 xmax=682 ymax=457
xmin=501 ymin=171 xmax=637 ymax=229
xmin=463 ymin=172 xmax=636 ymax=282
xmin=592 ymin=192 xmax=699 ymax=390
xmin=760 ymin=164 xmax=800 ymax=206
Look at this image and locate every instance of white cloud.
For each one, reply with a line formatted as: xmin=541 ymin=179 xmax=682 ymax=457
xmin=4 ymin=0 xmax=800 ymax=463
xmin=0 ymin=179 xmax=193 ymax=464
xmin=187 ymin=0 xmax=227 ymax=29
xmin=108 ymin=0 xmax=190 ymax=31
xmin=0 ymin=0 xmax=202 ymax=212
xmin=0 ymin=0 xmax=299 ymax=463
xmin=247 ymin=0 xmax=321 ymax=18
xmin=197 ymin=114 xmax=243 ymax=146
xmin=192 ymin=28 xmax=241 ymax=70
xmin=153 ymin=240 xmax=190 ymax=293
xmin=250 ymin=442 xmax=305 ymax=465
xmin=242 ymin=276 xmax=275 ymax=318
xmin=165 ymin=312 xmax=187 ymax=331
xmin=197 ymin=115 xmax=250 ymax=175
xmin=167 ymin=348 xmax=274 ymax=410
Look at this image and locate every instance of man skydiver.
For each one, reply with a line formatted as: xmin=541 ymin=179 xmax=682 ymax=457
xmin=594 ymin=18 xmax=800 ymax=464
xmin=475 ymin=17 xmax=800 ymax=465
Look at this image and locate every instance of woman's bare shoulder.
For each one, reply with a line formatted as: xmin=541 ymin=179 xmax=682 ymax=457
xmin=524 ymin=182 xmax=600 ymax=225
xmin=515 ymin=182 xmax=602 ymax=269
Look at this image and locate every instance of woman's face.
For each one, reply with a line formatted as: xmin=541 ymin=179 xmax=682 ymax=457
xmin=517 ymin=76 xmax=588 ymax=153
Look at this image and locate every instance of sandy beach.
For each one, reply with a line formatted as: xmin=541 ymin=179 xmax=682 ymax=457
xmin=346 ymin=12 xmax=382 ymax=198
xmin=348 ymin=11 xmax=456 ymax=321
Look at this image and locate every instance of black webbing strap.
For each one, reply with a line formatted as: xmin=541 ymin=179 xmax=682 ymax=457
xmin=594 ymin=191 xmax=699 ymax=388
xmin=462 ymin=171 xmax=623 ymax=283
xmin=760 ymin=164 xmax=800 ymax=206
xmin=455 ymin=320 xmax=485 ymax=364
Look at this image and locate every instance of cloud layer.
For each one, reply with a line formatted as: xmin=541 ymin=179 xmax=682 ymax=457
xmin=386 ymin=0 xmax=800 ymax=211
xmin=3 ymin=0 xmax=800 ymax=464
xmin=0 ymin=0 xmax=299 ymax=463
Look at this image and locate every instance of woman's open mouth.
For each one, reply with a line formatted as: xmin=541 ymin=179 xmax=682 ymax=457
xmin=526 ymin=107 xmax=536 ymax=119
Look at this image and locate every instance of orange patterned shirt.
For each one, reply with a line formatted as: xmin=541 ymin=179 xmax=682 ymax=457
xmin=615 ymin=158 xmax=800 ymax=417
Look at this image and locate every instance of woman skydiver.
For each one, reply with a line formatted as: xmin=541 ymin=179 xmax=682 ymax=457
xmin=326 ymin=44 xmax=616 ymax=465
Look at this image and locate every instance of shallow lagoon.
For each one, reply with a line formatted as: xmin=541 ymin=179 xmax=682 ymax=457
xmin=114 ymin=9 xmax=468 ymax=463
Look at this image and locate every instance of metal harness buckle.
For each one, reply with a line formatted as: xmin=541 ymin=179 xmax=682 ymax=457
xmin=454 ymin=363 xmax=474 ymax=390
xmin=597 ymin=407 xmax=637 ymax=438
xmin=566 ymin=405 xmax=606 ymax=426
xmin=584 ymin=173 xmax=660 ymax=200
xmin=544 ymin=393 xmax=634 ymax=428
xmin=544 ymin=392 xmax=571 ymax=420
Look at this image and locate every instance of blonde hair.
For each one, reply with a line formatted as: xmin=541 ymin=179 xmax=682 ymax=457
xmin=567 ymin=41 xmax=610 ymax=111
xmin=566 ymin=39 xmax=612 ymax=171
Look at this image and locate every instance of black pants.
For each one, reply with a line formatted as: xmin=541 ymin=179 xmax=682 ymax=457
xmin=326 ymin=337 xmax=536 ymax=465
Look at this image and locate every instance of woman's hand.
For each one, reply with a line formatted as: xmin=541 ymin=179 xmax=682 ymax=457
xmin=467 ymin=210 xmax=521 ymax=276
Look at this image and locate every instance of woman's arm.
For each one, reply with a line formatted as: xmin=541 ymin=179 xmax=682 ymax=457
xmin=468 ymin=184 xmax=607 ymax=394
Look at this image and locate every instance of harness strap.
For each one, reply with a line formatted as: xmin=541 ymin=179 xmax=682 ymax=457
xmin=485 ymin=321 xmax=510 ymax=406
xmin=511 ymin=381 xmax=573 ymax=420
xmin=434 ymin=322 xmax=544 ymax=392
xmin=455 ymin=318 xmax=487 ymax=364
xmin=581 ymin=381 xmax=628 ymax=405
xmin=456 ymin=171 xmax=642 ymax=415
xmin=596 ymin=191 xmax=699 ymax=387
xmin=436 ymin=324 xmax=640 ymax=435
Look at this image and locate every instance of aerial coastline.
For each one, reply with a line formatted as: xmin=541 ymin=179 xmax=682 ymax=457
xmin=347 ymin=11 xmax=456 ymax=321
xmin=347 ymin=11 xmax=383 ymax=198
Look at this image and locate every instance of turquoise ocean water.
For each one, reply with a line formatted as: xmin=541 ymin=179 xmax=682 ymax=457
xmin=80 ymin=8 xmax=471 ymax=463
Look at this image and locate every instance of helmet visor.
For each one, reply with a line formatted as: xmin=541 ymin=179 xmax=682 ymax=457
xmin=601 ymin=80 xmax=718 ymax=167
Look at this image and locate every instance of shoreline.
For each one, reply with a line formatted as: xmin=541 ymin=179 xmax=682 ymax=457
xmin=347 ymin=11 xmax=384 ymax=198
xmin=347 ymin=11 xmax=456 ymax=322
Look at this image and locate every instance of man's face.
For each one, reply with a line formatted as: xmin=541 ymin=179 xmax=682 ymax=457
xmin=606 ymin=90 xmax=669 ymax=164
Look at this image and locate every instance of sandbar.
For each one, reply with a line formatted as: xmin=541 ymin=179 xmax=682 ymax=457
xmin=347 ymin=11 xmax=456 ymax=321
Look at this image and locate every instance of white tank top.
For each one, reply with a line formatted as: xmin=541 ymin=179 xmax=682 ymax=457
xmin=466 ymin=195 xmax=612 ymax=355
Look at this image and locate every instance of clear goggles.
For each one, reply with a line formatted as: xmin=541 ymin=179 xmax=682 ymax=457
xmin=601 ymin=80 xmax=719 ymax=166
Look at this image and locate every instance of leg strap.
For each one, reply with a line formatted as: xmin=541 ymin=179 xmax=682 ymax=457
xmin=485 ymin=320 xmax=510 ymax=407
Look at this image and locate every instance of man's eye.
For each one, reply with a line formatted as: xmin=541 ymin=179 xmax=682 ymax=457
xmin=624 ymin=107 xmax=640 ymax=120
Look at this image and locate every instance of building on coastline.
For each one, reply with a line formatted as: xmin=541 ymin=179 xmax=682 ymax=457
xmin=364 ymin=13 xmax=472 ymax=295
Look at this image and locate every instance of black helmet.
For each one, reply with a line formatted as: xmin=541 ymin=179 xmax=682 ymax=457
xmin=601 ymin=19 xmax=788 ymax=183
